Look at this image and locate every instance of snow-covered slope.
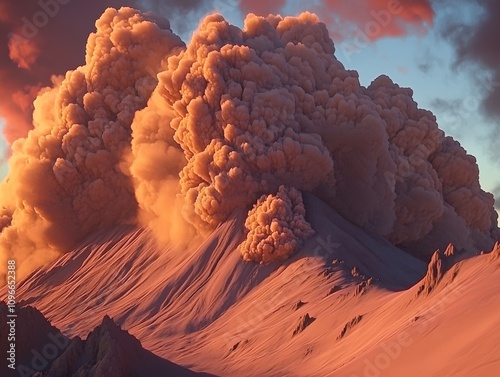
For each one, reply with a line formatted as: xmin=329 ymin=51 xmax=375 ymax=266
xmin=7 ymin=194 xmax=500 ymax=376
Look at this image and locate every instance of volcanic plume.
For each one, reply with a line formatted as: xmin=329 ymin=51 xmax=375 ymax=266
xmin=0 ymin=7 xmax=498 ymax=283
xmin=239 ymin=186 xmax=315 ymax=263
xmin=0 ymin=0 xmax=211 ymax=146
xmin=237 ymin=0 xmax=435 ymax=39
xmin=0 ymin=0 xmax=437 ymax=148
xmin=0 ymin=0 xmax=118 ymax=144
xmin=0 ymin=7 xmax=184 ymax=281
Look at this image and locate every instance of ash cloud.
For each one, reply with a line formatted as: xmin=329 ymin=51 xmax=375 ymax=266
xmin=0 ymin=7 xmax=184 ymax=282
xmin=0 ymin=0 xmax=437 ymax=147
xmin=239 ymin=186 xmax=315 ymax=264
xmin=0 ymin=0 xmax=121 ymax=144
xmin=0 ymin=7 xmax=498 ymax=283
xmin=133 ymin=11 xmax=497 ymax=258
xmin=0 ymin=0 xmax=212 ymax=146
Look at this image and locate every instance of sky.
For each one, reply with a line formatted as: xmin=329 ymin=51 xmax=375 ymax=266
xmin=0 ymin=0 xmax=498 ymax=211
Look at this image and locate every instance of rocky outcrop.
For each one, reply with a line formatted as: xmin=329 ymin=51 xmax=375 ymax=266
xmin=39 ymin=315 xmax=211 ymax=377
xmin=416 ymin=251 xmax=445 ymax=297
xmin=292 ymin=314 xmax=316 ymax=337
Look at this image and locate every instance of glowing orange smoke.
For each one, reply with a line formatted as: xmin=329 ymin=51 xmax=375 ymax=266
xmin=7 ymin=34 xmax=41 ymax=70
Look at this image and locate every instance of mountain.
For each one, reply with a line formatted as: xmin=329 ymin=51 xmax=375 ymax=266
xmin=5 ymin=193 xmax=500 ymax=376
xmin=35 ymin=315 xmax=213 ymax=377
xmin=0 ymin=304 xmax=70 ymax=377
xmin=0 ymin=304 xmax=211 ymax=377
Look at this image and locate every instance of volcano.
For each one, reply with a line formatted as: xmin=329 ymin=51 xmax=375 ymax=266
xmin=2 ymin=194 xmax=499 ymax=376
xmin=1 ymin=5 xmax=500 ymax=377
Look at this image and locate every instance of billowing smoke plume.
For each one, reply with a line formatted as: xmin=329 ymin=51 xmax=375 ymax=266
xmin=0 ymin=7 xmax=184 ymax=281
xmin=0 ymin=0 xmax=435 ymax=150
xmin=144 ymin=13 xmax=335 ymax=233
xmin=239 ymin=186 xmax=314 ymax=264
xmin=0 ymin=8 xmax=498 ymax=282
xmin=0 ymin=0 xmax=120 ymax=144
xmin=129 ymin=65 xmax=194 ymax=245
xmin=131 ymin=11 xmax=497 ymax=257
xmin=236 ymin=0 xmax=435 ymax=41
xmin=0 ymin=0 xmax=211 ymax=147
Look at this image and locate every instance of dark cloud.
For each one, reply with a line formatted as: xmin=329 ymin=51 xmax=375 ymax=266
xmin=0 ymin=0 xmax=119 ymax=143
xmin=418 ymin=62 xmax=432 ymax=73
xmin=438 ymin=0 xmax=500 ymax=119
xmin=433 ymin=0 xmax=500 ymax=166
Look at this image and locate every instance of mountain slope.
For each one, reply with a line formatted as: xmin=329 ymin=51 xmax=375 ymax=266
xmin=7 ymin=194 xmax=500 ymax=376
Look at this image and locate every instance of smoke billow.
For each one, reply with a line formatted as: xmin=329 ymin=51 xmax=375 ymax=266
xmin=239 ymin=186 xmax=314 ymax=264
xmin=0 ymin=8 xmax=498 ymax=282
xmin=0 ymin=7 xmax=184 ymax=281
xmin=236 ymin=0 xmax=436 ymax=40
xmin=0 ymin=0 xmax=120 ymax=144
xmin=132 ymin=11 xmax=497 ymax=258
xmin=129 ymin=73 xmax=194 ymax=245
xmin=0 ymin=0 xmax=211 ymax=147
